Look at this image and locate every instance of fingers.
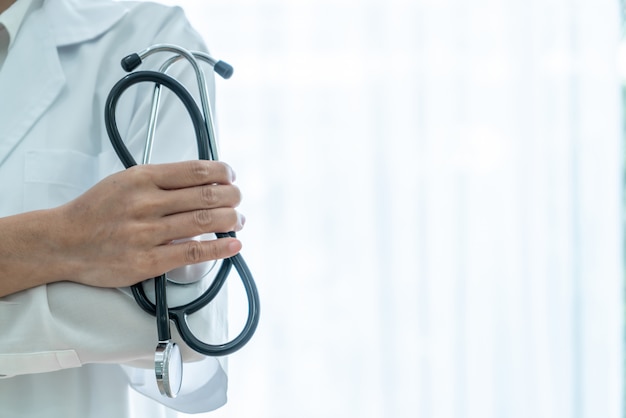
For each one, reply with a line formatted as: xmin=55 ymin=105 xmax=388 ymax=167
xmin=158 ymin=208 xmax=244 ymax=243
xmin=156 ymin=237 xmax=243 ymax=268
xmin=131 ymin=161 xmax=244 ymax=243
xmin=159 ymin=183 xmax=242 ymax=216
xmin=57 ymin=159 xmax=247 ymax=289
xmin=147 ymin=160 xmax=235 ymax=190
xmin=123 ymin=161 xmax=241 ymax=218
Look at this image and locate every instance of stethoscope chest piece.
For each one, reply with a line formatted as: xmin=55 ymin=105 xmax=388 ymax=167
xmin=155 ymin=341 xmax=183 ymax=398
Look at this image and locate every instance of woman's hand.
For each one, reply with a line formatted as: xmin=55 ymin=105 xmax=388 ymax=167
xmin=0 ymin=160 xmax=244 ymax=296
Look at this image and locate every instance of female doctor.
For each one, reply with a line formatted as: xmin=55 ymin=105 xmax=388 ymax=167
xmin=0 ymin=0 xmax=244 ymax=416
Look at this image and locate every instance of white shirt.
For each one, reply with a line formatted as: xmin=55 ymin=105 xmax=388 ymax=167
xmin=0 ymin=0 xmax=35 ymax=70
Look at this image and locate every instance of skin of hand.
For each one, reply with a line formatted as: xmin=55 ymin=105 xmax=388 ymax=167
xmin=0 ymin=0 xmax=15 ymax=14
xmin=0 ymin=160 xmax=244 ymax=297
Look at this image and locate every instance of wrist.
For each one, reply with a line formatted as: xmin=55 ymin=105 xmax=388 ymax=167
xmin=0 ymin=207 xmax=71 ymax=296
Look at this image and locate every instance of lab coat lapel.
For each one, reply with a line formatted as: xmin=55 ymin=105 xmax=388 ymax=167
xmin=0 ymin=0 xmax=128 ymax=167
xmin=0 ymin=7 xmax=65 ymax=166
xmin=44 ymin=0 xmax=130 ymax=47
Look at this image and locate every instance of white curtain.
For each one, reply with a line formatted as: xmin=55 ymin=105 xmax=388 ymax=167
xmin=147 ymin=0 xmax=624 ymax=417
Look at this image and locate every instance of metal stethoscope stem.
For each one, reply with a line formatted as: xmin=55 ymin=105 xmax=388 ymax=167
xmin=105 ymin=44 xmax=259 ymax=399
xmin=123 ymin=44 xmax=231 ymax=164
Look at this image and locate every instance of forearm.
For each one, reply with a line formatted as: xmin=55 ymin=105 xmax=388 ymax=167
xmin=0 ymin=208 xmax=67 ymax=297
xmin=0 ymin=280 xmax=220 ymax=378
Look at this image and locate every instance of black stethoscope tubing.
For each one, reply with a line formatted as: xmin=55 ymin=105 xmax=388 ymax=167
xmin=105 ymin=70 xmax=260 ymax=356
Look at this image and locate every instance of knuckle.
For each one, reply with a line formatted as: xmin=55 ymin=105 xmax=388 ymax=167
xmin=200 ymin=185 xmax=217 ymax=206
xmin=128 ymin=194 xmax=158 ymax=218
xmin=193 ymin=209 xmax=214 ymax=227
xmin=137 ymin=249 xmax=161 ymax=273
xmin=134 ymin=222 xmax=162 ymax=245
xmin=187 ymin=161 xmax=212 ymax=182
xmin=206 ymin=243 xmax=221 ymax=261
xmin=184 ymin=241 xmax=205 ymax=264
xmin=126 ymin=164 xmax=153 ymax=184
xmin=188 ymin=161 xmax=232 ymax=184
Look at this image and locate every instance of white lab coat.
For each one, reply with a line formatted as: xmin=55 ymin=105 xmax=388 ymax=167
xmin=0 ymin=0 xmax=229 ymax=416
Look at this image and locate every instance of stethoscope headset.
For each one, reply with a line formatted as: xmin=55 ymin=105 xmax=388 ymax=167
xmin=104 ymin=44 xmax=260 ymax=398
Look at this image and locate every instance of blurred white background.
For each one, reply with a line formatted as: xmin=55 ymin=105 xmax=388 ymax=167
xmin=147 ymin=0 xmax=624 ymax=417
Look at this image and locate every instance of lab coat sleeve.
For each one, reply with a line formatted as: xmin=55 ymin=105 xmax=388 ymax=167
xmin=0 ymin=2 xmax=229 ymax=413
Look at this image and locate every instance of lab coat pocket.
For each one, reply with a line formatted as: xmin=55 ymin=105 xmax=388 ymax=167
xmin=0 ymin=350 xmax=81 ymax=379
xmin=23 ymin=149 xmax=97 ymax=211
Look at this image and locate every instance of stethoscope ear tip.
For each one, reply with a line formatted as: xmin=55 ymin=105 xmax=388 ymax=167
xmin=121 ymin=53 xmax=143 ymax=72
xmin=214 ymin=61 xmax=234 ymax=79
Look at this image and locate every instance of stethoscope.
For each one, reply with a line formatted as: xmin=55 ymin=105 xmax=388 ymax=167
xmin=104 ymin=44 xmax=260 ymax=398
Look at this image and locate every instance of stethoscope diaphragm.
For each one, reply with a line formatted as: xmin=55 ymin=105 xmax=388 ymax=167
xmin=155 ymin=341 xmax=183 ymax=398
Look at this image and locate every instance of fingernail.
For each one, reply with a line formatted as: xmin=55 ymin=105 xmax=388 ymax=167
xmin=237 ymin=213 xmax=246 ymax=230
